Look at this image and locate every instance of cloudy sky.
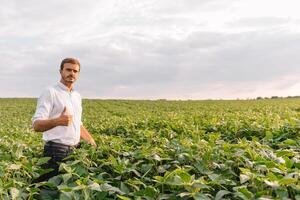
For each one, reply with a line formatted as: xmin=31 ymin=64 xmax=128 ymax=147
xmin=1 ymin=0 xmax=300 ymax=99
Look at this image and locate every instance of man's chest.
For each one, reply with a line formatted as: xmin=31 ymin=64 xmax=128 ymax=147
xmin=51 ymin=91 xmax=82 ymax=116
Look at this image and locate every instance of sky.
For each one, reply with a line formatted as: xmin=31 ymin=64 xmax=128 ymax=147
xmin=1 ymin=0 xmax=300 ymax=99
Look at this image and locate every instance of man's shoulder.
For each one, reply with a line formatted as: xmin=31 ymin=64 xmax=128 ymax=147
xmin=39 ymin=84 xmax=57 ymax=97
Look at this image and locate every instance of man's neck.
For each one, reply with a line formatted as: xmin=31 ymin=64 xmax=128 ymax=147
xmin=60 ymin=79 xmax=73 ymax=92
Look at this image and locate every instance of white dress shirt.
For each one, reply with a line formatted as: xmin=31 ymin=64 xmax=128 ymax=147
xmin=32 ymin=82 xmax=82 ymax=146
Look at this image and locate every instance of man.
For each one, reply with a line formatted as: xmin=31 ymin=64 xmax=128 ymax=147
xmin=32 ymin=58 xmax=96 ymax=182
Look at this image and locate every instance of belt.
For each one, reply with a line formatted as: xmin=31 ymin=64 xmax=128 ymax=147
xmin=45 ymin=141 xmax=80 ymax=150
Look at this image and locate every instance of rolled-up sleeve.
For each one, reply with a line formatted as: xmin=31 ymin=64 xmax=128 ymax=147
xmin=32 ymin=88 xmax=53 ymax=126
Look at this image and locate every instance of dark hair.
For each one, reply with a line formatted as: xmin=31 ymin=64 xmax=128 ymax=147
xmin=60 ymin=58 xmax=81 ymax=70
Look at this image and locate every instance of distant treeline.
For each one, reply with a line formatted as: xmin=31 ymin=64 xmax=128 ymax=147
xmin=256 ymin=96 xmax=300 ymax=100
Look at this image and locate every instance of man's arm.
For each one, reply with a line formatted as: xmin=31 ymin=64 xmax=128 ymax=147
xmin=80 ymin=125 xmax=96 ymax=146
xmin=33 ymin=118 xmax=60 ymax=132
xmin=33 ymin=107 xmax=73 ymax=132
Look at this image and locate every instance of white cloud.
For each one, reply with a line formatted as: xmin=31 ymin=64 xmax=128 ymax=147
xmin=1 ymin=0 xmax=300 ymax=99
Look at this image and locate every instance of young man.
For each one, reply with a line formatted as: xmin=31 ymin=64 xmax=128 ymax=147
xmin=32 ymin=58 xmax=96 ymax=182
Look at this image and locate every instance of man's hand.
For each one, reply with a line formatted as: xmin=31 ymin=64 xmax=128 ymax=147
xmin=80 ymin=125 xmax=97 ymax=147
xmin=56 ymin=107 xmax=73 ymax=126
xmin=89 ymin=138 xmax=97 ymax=147
xmin=33 ymin=106 xmax=73 ymax=132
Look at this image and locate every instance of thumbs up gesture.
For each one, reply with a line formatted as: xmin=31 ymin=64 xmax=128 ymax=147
xmin=57 ymin=106 xmax=73 ymax=126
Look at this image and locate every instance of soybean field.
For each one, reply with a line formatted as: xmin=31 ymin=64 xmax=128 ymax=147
xmin=0 ymin=98 xmax=300 ymax=199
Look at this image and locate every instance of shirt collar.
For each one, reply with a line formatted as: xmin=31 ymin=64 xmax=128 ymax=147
xmin=57 ymin=81 xmax=74 ymax=92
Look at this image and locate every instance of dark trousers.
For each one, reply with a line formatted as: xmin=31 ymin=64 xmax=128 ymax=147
xmin=34 ymin=141 xmax=79 ymax=183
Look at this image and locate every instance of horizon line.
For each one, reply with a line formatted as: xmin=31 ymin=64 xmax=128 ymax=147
xmin=1 ymin=95 xmax=299 ymax=101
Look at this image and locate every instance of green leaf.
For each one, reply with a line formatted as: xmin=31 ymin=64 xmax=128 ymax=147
xmin=120 ymin=182 xmax=130 ymax=194
xmin=10 ymin=187 xmax=20 ymax=200
xmin=153 ymin=154 xmax=162 ymax=161
xmin=117 ymin=195 xmax=131 ymax=200
xmin=240 ymin=174 xmax=250 ymax=184
xmin=276 ymin=150 xmax=295 ymax=157
xmin=208 ymin=173 xmax=220 ymax=181
xmin=141 ymin=164 xmax=153 ymax=174
xmin=37 ymin=157 xmax=51 ymax=165
xmin=264 ymin=180 xmax=280 ymax=188
xmin=279 ymin=178 xmax=297 ymax=185
xmin=39 ymin=188 xmax=60 ymax=200
xmin=284 ymin=157 xmax=294 ymax=169
xmin=143 ymin=186 xmax=157 ymax=198
xmin=62 ymin=173 xmax=72 ymax=183
xmin=275 ymin=189 xmax=289 ymax=199
xmin=267 ymin=172 xmax=279 ymax=181
xmin=72 ymin=185 xmax=86 ymax=191
xmin=74 ymin=165 xmax=88 ymax=176
xmin=178 ymin=192 xmax=191 ymax=198
xmin=215 ymin=190 xmax=231 ymax=200
xmin=166 ymin=175 xmax=183 ymax=185
xmin=89 ymin=182 xmax=101 ymax=191
xmin=178 ymin=170 xmax=192 ymax=183
xmin=7 ymin=164 xmax=21 ymax=170
xmin=157 ymin=194 xmax=174 ymax=200
xmin=57 ymin=184 xmax=73 ymax=192
xmin=100 ymin=183 xmax=125 ymax=195
xmin=235 ymin=187 xmax=254 ymax=199
xmin=60 ymin=191 xmax=76 ymax=200
xmin=270 ymin=168 xmax=283 ymax=174
xmin=193 ymin=193 xmax=211 ymax=200
xmin=283 ymin=139 xmax=297 ymax=145
xmin=135 ymin=186 xmax=157 ymax=198
xmin=153 ymin=176 xmax=164 ymax=183
xmin=264 ymin=131 xmax=273 ymax=140
xmin=59 ymin=163 xmax=72 ymax=173
xmin=48 ymin=175 xmax=62 ymax=187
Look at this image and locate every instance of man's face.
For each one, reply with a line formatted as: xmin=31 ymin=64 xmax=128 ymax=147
xmin=60 ymin=63 xmax=80 ymax=84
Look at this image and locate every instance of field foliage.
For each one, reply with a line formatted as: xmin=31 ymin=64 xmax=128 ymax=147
xmin=0 ymin=98 xmax=299 ymax=199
